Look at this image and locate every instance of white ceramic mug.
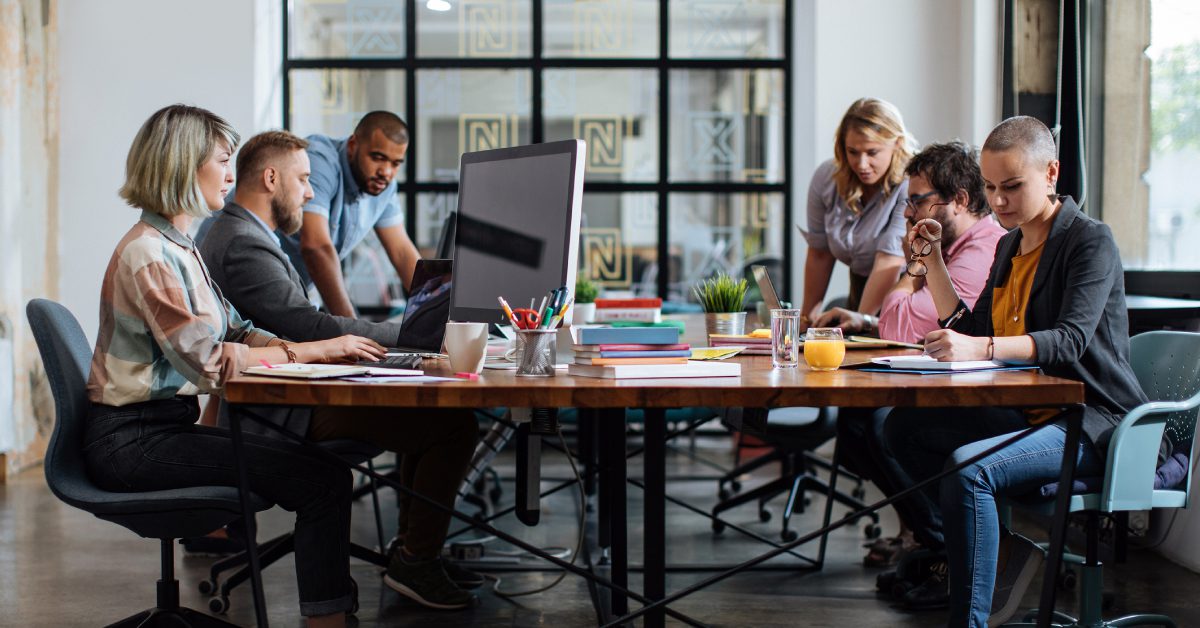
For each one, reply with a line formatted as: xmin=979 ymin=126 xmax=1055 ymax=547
xmin=443 ymin=322 xmax=489 ymax=374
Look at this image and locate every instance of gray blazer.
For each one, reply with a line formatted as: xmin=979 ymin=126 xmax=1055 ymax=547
xmin=199 ymin=202 xmax=403 ymax=346
xmin=944 ymin=196 xmax=1148 ymax=449
xmin=199 ymin=202 xmax=404 ymax=437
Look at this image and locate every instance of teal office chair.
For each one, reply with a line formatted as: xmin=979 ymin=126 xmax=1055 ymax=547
xmin=1005 ymin=330 xmax=1200 ymax=627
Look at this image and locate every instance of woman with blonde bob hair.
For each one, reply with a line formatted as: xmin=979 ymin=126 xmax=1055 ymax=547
xmin=801 ymin=97 xmax=916 ymax=325
xmin=86 ymin=104 xmax=388 ymax=627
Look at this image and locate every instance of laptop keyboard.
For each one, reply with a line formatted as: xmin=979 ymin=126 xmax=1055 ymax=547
xmin=357 ymin=354 xmax=423 ymax=370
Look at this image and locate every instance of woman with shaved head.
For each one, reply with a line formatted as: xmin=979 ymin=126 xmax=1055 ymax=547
xmin=881 ymin=116 xmax=1147 ymax=626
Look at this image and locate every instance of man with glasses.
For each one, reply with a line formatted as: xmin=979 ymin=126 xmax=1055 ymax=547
xmin=816 ymin=141 xmax=1006 ymax=343
xmin=815 ymin=141 xmax=1006 ymax=611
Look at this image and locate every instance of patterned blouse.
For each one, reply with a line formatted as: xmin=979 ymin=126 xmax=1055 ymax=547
xmin=87 ymin=211 xmax=277 ymax=406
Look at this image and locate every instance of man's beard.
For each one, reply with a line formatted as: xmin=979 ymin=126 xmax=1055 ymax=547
xmin=271 ymin=194 xmax=303 ymax=236
xmin=909 ymin=206 xmax=958 ymax=249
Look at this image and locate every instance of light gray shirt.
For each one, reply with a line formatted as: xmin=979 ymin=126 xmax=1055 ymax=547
xmin=804 ymin=159 xmax=909 ymax=277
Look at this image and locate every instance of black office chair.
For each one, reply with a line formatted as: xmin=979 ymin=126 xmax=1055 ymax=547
xmin=712 ymin=407 xmax=878 ymax=542
xmin=27 ymin=298 xmax=272 ymax=628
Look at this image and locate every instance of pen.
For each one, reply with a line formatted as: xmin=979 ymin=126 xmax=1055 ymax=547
xmin=497 ymin=296 xmax=520 ymax=328
xmin=535 ymin=296 xmax=548 ymax=326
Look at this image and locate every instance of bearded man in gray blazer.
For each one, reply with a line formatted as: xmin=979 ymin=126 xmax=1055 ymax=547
xmin=199 ymin=130 xmax=484 ymax=611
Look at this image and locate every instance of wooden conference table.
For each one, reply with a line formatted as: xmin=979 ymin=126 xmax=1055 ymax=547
xmin=224 ymin=342 xmax=1084 ymax=628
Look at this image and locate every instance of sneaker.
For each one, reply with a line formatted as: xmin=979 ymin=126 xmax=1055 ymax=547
xmin=988 ymin=533 xmax=1045 ymax=627
xmin=902 ymin=559 xmax=950 ymax=611
xmin=385 ymin=537 xmax=485 ymax=590
xmin=384 ymin=553 xmax=478 ymax=610
xmin=439 ymin=558 xmax=486 ymax=590
xmin=179 ymin=525 xmax=246 ymax=557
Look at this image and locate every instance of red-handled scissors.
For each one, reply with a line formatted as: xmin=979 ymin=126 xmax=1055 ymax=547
xmin=511 ymin=308 xmax=541 ymax=330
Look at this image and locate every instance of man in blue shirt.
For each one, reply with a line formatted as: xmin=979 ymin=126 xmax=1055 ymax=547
xmin=279 ymin=110 xmax=420 ymax=317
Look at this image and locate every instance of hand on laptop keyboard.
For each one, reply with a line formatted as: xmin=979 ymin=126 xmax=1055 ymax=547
xmin=356 ymin=354 xmax=423 ymax=370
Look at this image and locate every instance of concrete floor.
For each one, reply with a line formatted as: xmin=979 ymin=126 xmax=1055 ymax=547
xmin=3 ymin=435 xmax=1199 ymax=627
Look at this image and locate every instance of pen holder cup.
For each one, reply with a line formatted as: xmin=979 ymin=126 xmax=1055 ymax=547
xmin=514 ymin=329 xmax=557 ymax=377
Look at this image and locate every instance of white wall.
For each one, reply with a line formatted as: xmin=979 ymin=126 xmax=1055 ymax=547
xmin=57 ymin=0 xmax=281 ymax=341
xmin=789 ymin=0 xmax=1001 ymax=303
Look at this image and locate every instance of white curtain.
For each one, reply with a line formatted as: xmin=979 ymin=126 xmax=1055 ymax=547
xmin=0 ymin=0 xmax=57 ymax=472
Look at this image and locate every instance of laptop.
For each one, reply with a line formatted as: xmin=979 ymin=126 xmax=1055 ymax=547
xmin=752 ymin=265 xmax=786 ymax=311
xmin=357 ymin=258 xmax=453 ymax=369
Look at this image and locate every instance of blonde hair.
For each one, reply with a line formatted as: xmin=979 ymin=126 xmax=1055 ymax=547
xmin=119 ymin=104 xmax=240 ymax=219
xmin=832 ymin=98 xmax=915 ymax=213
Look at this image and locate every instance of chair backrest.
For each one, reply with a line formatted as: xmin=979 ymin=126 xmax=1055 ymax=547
xmin=1103 ymin=330 xmax=1200 ymax=511
xmin=25 ymin=298 xmax=101 ymax=509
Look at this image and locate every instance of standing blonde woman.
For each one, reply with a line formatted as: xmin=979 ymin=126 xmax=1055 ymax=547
xmin=85 ymin=104 xmax=387 ymax=627
xmin=801 ymin=98 xmax=916 ymax=325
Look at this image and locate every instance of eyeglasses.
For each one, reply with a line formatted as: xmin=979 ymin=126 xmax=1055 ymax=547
xmin=905 ymin=190 xmax=949 ymax=215
xmin=905 ymin=232 xmax=940 ymax=278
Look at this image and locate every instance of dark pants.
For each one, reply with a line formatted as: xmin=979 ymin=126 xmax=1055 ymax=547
xmin=834 ymin=406 xmax=920 ymax=532
xmin=308 ymin=407 xmax=478 ymax=561
xmin=84 ymin=397 xmax=353 ymax=617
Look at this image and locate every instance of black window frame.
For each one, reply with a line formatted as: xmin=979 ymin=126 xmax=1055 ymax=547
xmin=283 ymin=0 xmax=793 ymax=302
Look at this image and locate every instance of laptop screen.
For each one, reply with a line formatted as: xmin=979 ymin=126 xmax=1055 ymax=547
xmin=394 ymin=259 xmax=453 ymax=352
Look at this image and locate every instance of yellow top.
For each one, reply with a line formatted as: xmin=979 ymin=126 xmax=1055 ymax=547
xmin=991 ymin=241 xmax=1053 ymax=423
xmin=991 ymin=241 xmax=1045 ymax=337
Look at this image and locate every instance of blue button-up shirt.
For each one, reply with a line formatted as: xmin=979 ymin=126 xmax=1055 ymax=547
xmin=278 ymin=134 xmax=405 ymax=285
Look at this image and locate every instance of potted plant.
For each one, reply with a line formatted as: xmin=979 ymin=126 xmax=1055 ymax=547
xmin=573 ymin=276 xmax=599 ymax=324
xmin=694 ymin=273 xmax=748 ymax=336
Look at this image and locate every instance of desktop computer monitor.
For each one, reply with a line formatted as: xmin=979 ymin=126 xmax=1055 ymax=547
xmin=447 ymin=139 xmax=586 ymax=325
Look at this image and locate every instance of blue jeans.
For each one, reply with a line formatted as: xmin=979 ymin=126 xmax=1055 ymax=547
xmin=885 ymin=407 xmax=1103 ymax=627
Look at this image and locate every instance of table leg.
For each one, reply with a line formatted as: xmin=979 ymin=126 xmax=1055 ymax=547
xmin=228 ymin=406 xmax=269 ymax=628
xmin=1036 ymin=406 xmax=1083 ymax=628
xmin=579 ymin=409 xmax=598 ymax=497
xmin=606 ymin=409 xmax=629 ymax=619
xmin=642 ymin=408 xmax=666 ymax=628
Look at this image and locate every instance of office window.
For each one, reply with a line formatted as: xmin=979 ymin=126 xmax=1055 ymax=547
xmin=284 ymin=0 xmax=791 ymax=305
xmin=1101 ymin=0 xmax=1200 ymax=269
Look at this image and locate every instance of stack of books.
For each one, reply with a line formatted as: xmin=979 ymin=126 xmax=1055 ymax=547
xmin=568 ymin=326 xmax=740 ymax=379
xmin=708 ymin=330 xmax=773 ymax=355
xmin=591 ymin=298 xmax=663 ymax=323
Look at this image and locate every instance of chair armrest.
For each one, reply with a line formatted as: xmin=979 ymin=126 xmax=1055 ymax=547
xmin=1101 ymin=390 xmax=1200 ymax=512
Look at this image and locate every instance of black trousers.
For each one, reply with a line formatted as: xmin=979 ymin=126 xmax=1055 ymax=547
xmin=84 ymin=397 xmax=353 ymax=617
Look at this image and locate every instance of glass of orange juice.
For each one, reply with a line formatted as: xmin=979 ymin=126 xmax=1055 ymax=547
xmin=804 ymin=327 xmax=845 ymax=371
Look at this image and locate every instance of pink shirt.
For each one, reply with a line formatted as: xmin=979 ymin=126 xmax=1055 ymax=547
xmin=878 ymin=216 xmax=1007 ymax=344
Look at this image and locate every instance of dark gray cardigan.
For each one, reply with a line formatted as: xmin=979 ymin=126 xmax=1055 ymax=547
xmin=941 ymin=196 xmax=1148 ymax=449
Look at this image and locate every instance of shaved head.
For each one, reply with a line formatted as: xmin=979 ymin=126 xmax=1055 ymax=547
xmin=982 ymin=116 xmax=1057 ymax=168
xmin=353 ymin=110 xmax=408 ymax=145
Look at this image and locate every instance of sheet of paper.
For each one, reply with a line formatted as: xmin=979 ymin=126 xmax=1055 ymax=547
xmin=341 ymin=375 xmax=458 ymax=383
xmin=362 ymin=367 xmax=424 ymax=376
xmin=690 ymin=346 xmax=746 ymax=360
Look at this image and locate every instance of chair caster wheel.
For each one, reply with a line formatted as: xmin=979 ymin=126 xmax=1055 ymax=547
xmin=711 ymin=519 xmax=726 ymax=534
xmin=718 ymin=488 xmax=731 ymax=501
xmin=489 ymin=487 xmax=503 ymax=503
xmin=198 ymin=579 xmax=216 ymax=595
xmin=730 ymin=480 xmax=742 ymax=492
xmin=1058 ymin=568 xmax=1077 ymax=590
xmin=781 ymin=529 xmax=798 ymax=543
xmin=852 ymin=486 xmax=867 ymax=500
xmin=863 ymin=523 xmax=882 ymax=539
xmin=759 ymin=508 xmax=772 ymax=523
xmin=209 ymin=596 xmax=230 ymax=614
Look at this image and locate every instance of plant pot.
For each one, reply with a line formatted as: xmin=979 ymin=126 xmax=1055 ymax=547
xmin=572 ymin=302 xmax=596 ymax=325
xmin=705 ymin=311 xmax=746 ymax=337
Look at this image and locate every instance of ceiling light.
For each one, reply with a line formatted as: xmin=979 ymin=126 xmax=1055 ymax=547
xmin=427 ymin=0 xmax=452 ymax=11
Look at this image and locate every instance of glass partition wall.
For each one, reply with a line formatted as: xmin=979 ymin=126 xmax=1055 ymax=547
xmin=285 ymin=0 xmax=791 ymax=307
